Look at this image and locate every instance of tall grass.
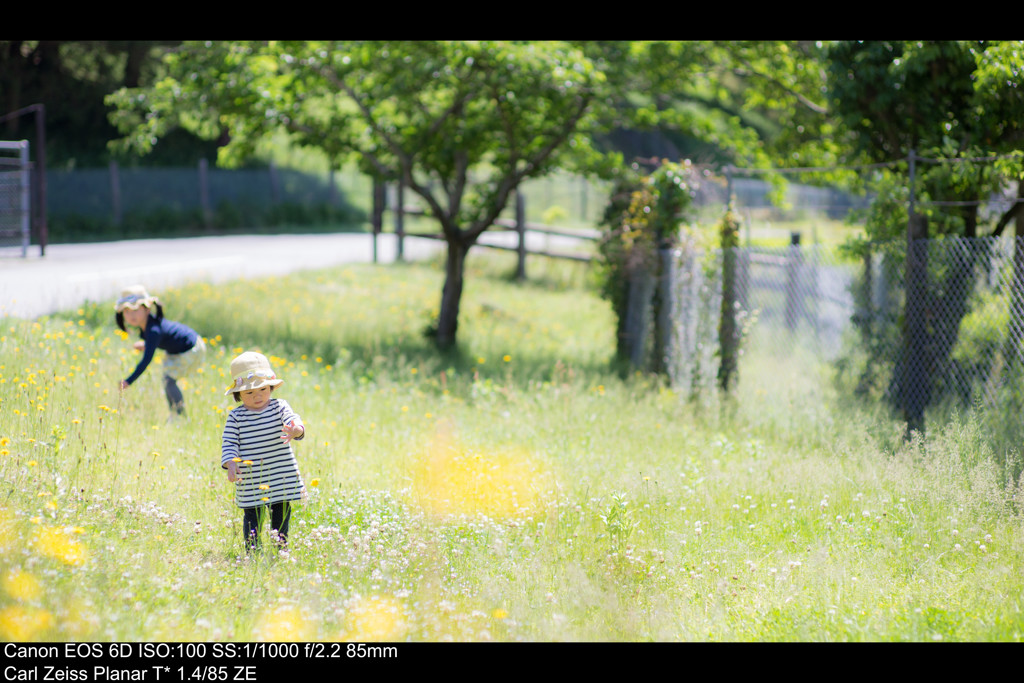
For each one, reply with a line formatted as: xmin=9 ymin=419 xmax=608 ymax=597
xmin=1 ymin=252 xmax=1021 ymax=642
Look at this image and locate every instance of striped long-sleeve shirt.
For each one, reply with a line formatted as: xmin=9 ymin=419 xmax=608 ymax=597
xmin=221 ymin=397 xmax=306 ymax=508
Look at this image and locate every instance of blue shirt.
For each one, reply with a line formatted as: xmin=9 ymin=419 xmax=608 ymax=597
xmin=124 ymin=315 xmax=199 ymax=385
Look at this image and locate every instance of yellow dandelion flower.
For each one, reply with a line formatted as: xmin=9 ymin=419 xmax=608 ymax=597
xmin=3 ymin=569 xmax=42 ymax=601
xmin=410 ymin=426 xmax=547 ymax=520
xmin=503 ymin=355 xmax=511 ymax=363
xmin=343 ymin=596 xmax=408 ymax=642
xmin=254 ymin=605 xmax=313 ymax=642
xmin=258 ymin=484 xmax=270 ymax=490
xmin=32 ymin=526 xmax=88 ymax=566
xmin=242 ymin=460 xmax=253 ymax=466
xmin=0 ymin=605 xmax=53 ymax=641
xmin=492 ymin=608 xmax=509 ymax=620
xmin=310 ymin=478 xmax=320 ymax=488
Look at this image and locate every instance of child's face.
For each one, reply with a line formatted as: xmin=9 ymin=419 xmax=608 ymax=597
xmin=239 ymin=385 xmax=272 ymax=411
xmin=122 ymin=306 xmax=149 ymax=329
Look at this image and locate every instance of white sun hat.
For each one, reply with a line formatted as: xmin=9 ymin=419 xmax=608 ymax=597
xmin=224 ymin=351 xmax=284 ymax=395
xmin=114 ymin=285 xmax=160 ymax=312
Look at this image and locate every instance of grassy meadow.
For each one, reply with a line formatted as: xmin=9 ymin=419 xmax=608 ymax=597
xmin=1 ymin=250 xmax=1022 ymax=642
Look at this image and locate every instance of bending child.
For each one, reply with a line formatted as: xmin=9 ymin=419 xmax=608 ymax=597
xmin=115 ymin=285 xmax=206 ymax=416
xmin=221 ymin=351 xmax=307 ymax=553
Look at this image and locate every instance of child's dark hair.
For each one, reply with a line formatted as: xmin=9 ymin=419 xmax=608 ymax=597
xmin=115 ymin=302 xmax=164 ymax=332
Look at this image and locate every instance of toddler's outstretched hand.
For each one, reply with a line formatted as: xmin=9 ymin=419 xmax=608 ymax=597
xmin=226 ymin=460 xmax=239 ymax=483
xmin=281 ymin=419 xmax=304 ymax=444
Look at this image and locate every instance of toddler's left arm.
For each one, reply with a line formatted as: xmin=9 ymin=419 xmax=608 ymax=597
xmin=277 ymin=399 xmax=305 ymax=444
xmin=282 ymin=418 xmax=305 ymax=443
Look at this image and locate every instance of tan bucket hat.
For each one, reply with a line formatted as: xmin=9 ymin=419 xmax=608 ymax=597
xmin=224 ymin=351 xmax=284 ymax=395
xmin=114 ymin=285 xmax=160 ymax=312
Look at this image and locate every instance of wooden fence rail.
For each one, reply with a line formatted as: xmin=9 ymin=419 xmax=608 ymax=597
xmin=371 ymin=181 xmax=599 ymax=279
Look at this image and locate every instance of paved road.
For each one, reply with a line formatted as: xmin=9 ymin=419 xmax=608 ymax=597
xmin=0 ymin=233 xmax=443 ymax=320
xmin=0 ymin=228 xmax=594 ymax=320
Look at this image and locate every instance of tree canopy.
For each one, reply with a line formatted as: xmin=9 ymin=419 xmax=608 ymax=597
xmin=100 ymin=40 xmax=1024 ymax=359
xmin=1 ymin=40 xmax=220 ymax=167
xmin=109 ymin=41 xmax=613 ymax=349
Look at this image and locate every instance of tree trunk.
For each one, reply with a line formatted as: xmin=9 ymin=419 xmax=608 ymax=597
xmin=434 ymin=238 xmax=470 ymax=350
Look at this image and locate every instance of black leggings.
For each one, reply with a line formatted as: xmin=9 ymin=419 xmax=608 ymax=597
xmin=163 ymin=374 xmax=184 ymax=414
xmin=242 ymin=502 xmax=292 ymax=551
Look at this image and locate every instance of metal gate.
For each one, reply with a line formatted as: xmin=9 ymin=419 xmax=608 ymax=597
xmin=0 ymin=140 xmax=31 ymax=257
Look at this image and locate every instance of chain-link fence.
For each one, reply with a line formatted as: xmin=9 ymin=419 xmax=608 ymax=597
xmin=35 ymin=162 xmax=367 ymax=242
xmin=47 ymin=163 xmax=357 ymax=219
xmin=661 ymin=239 xmax=861 ymax=396
xmin=857 ymin=236 xmax=1024 ymax=413
xmin=654 ymin=232 xmax=1024 ymax=432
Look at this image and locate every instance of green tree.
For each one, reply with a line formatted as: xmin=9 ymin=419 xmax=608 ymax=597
xmin=826 ymin=41 xmax=1024 ymax=431
xmin=1 ymin=40 xmax=218 ymax=167
xmin=579 ymin=41 xmax=839 ymax=176
xmin=828 ymin=41 xmax=1024 ymax=237
xmin=107 ymin=41 xmax=614 ymax=350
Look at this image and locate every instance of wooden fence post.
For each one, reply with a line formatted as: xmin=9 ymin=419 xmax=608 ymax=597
xmin=785 ymin=231 xmax=802 ymax=331
xmin=718 ymin=208 xmax=741 ymax=392
xmin=625 ymin=267 xmax=654 ymax=369
xmin=32 ymin=104 xmax=47 ymax=255
xmin=371 ymin=178 xmax=384 ymax=264
xmin=515 ymin=192 xmax=526 ymax=281
xmin=395 ymin=177 xmax=405 ymax=262
xmin=269 ymin=162 xmax=281 ymax=204
xmin=652 ymin=247 xmax=675 ymax=375
xmin=903 ymin=150 xmax=928 ymax=436
xmin=109 ymin=160 xmax=122 ymax=227
xmin=198 ymin=159 xmax=212 ymax=229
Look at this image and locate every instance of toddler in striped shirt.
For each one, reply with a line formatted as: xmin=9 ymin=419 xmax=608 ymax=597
xmin=221 ymin=351 xmax=306 ymax=553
